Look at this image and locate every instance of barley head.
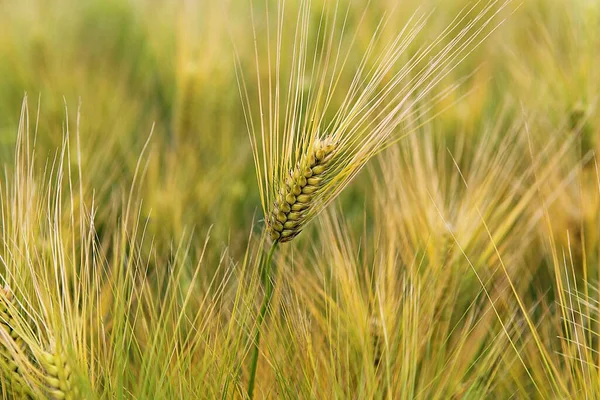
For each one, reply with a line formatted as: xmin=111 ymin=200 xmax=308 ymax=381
xmin=0 ymin=286 xmax=32 ymax=397
xmin=38 ymin=345 xmax=77 ymax=400
xmin=267 ymin=136 xmax=336 ymax=242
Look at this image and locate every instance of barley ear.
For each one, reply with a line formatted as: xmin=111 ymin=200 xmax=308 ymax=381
xmin=267 ymin=136 xmax=337 ymax=243
xmin=0 ymin=286 xmax=33 ymax=397
xmin=38 ymin=344 xmax=78 ymax=400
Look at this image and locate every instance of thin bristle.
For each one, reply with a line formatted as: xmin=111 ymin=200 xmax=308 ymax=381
xmin=267 ymin=136 xmax=337 ymax=242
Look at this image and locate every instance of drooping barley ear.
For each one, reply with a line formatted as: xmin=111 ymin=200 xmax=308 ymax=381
xmin=0 ymin=286 xmax=33 ymax=397
xmin=267 ymin=136 xmax=337 ymax=243
xmin=37 ymin=344 xmax=78 ymax=400
xmin=439 ymin=224 xmax=456 ymax=268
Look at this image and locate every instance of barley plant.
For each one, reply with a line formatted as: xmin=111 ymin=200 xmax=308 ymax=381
xmin=0 ymin=0 xmax=599 ymax=399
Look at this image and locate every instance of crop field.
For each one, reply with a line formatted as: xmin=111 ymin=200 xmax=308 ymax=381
xmin=0 ymin=0 xmax=599 ymax=398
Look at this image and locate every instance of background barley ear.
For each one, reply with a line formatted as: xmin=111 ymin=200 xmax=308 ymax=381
xmin=369 ymin=316 xmax=384 ymax=370
xmin=0 ymin=286 xmax=33 ymax=398
xmin=267 ymin=136 xmax=337 ymax=243
xmin=37 ymin=344 xmax=78 ymax=400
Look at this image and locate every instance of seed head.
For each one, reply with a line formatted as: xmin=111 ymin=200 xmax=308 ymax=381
xmin=0 ymin=286 xmax=32 ymax=397
xmin=38 ymin=345 xmax=77 ymax=400
xmin=267 ymin=136 xmax=336 ymax=242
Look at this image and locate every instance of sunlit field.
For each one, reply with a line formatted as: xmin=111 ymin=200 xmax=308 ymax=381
xmin=1 ymin=0 xmax=599 ymax=398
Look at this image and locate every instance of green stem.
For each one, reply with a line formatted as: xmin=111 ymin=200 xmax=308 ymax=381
xmin=247 ymin=241 xmax=278 ymax=399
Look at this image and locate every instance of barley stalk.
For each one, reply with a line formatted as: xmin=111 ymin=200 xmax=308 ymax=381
xmin=247 ymin=243 xmax=277 ymax=399
xmin=267 ymin=136 xmax=337 ymax=242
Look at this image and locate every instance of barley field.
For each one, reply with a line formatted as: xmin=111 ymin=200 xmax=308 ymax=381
xmin=0 ymin=0 xmax=599 ymax=398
